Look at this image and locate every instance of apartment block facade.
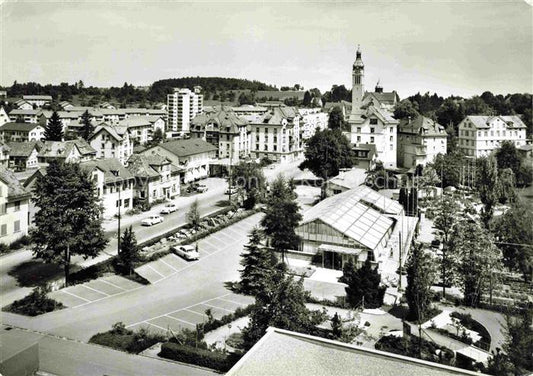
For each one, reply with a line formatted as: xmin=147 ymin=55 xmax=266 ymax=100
xmin=167 ymin=87 xmax=203 ymax=134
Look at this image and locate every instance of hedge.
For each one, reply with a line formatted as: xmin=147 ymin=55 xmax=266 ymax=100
xmin=89 ymin=322 xmax=166 ymax=354
xmin=159 ymin=342 xmax=242 ymax=372
xmin=199 ymin=304 xmax=254 ymax=333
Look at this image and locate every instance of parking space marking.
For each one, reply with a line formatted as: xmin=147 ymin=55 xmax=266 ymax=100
xmin=218 ymin=297 xmax=247 ymax=306
xmin=204 ymin=303 xmax=234 ymax=312
xmin=99 ymin=279 xmax=126 ymax=291
xmin=225 ymin=226 xmax=247 ymax=238
xmin=126 ymin=293 xmax=232 ymax=328
xmin=160 ymin=258 xmax=179 ymax=272
xmin=185 ymin=309 xmax=207 ymax=318
xmin=144 ymin=321 xmax=167 ymax=331
xmin=164 ymin=315 xmax=197 ymax=327
xmin=61 ymin=289 xmax=91 ymax=303
xmin=80 ymin=284 xmax=109 ymax=297
xmin=147 ymin=264 xmax=165 ymax=278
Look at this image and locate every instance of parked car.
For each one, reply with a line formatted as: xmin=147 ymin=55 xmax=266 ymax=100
xmin=225 ymin=187 xmax=239 ymax=195
xmin=172 ymin=245 xmax=200 ymax=261
xmin=161 ymin=203 xmax=178 ymax=214
xmin=196 ymin=184 xmax=208 ymax=193
xmin=141 ymin=215 xmax=164 ymax=226
xmin=186 ymin=183 xmax=200 ymax=193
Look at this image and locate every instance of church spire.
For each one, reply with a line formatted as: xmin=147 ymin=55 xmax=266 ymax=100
xmin=352 ymin=45 xmax=364 ymax=112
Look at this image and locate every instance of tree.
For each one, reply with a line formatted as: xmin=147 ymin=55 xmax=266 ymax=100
xmin=327 ymin=106 xmax=345 ymax=130
xmin=260 ymin=176 xmax=302 ymax=262
xmin=393 ymin=99 xmax=420 ymax=120
xmin=339 ymin=258 xmax=386 ymax=309
xmin=242 ymin=264 xmax=320 ymax=349
xmin=230 ymin=162 xmax=267 ymax=209
xmin=405 ymin=243 xmax=436 ymax=322
xmin=476 ymin=155 xmax=501 ymax=227
xmin=80 ymin=110 xmax=94 ymax=140
xmin=302 ymin=91 xmax=312 ymax=107
xmin=504 ymin=307 xmax=533 ymax=375
xmin=299 ymin=129 xmax=353 ymax=195
xmin=436 ymin=98 xmax=465 ymax=129
xmin=146 ymin=128 xmax=165 ymax=148
xmin=187 ymin=199 xmax=201 ymax=230
xmin=496 ymin=141 xmax=522 ymax=178
xmin=331 ymin=312 xmax=343 ymax=339
xmin=448 ymin=220 xmax=501 ymax=307
xmin=238 ymin=228 xmax=277 ymax=295
xmin=117 ymin=226 xmax=140 ymax=275
xmin=31 ymin=160 xmax=107 ymax=285
xmin=498 ymin=168 xmax=516 ymax=204
xmin=433 ymin=196 xmax=461 ymax=297
xmin=463 ymin=96 xmax=494 ymax=116
xmin=431 ymin=152 xmax=465 ymax=188
xmin=491 ymin=200 xmax=533 ymax=281
xmin=43 ymin=111 xmax=63 ymax=141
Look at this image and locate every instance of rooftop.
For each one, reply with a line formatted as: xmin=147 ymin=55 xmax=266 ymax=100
xmin=156 ymin=138 xmax=218 ymax=158
xmin=22 ymin=95 xmax=52 ymax=100
xmin=80 ymin=158 xmax=134 ymax=184
xmin=399 ymin=116 xmax=447 ymax=137
xmin=127 ymin=153 xmax=169 ymax=178
xmin=465 ymin=115 xmax=527 ymax=129
xmin=227 ymin=327 xmax=486 ymax=376
xmin=0 ymin=165 xmax=30 ymax=199
xmin=300 ymin=186 xmax=403 ymax=250
xmin=0 ymin=122 xmax=41 ymax=132
xmin=6 ymin=141 xmax=39 ymax=157
xmin=38 ymin=139 xmax=96 ymax=159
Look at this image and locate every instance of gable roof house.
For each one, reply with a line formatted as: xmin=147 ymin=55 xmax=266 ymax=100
xmin=0 ymin=122 xmax=45 ymax=143
xmin=22 ymin=95 xmax=52 ymax=108
xmin=0 ymin=143 xmax=10 ymax=167
xmin=398 ymin=116 xmax=447 ymax=168
xmin=6 ymin=141 xmax=40 ymax=171
xmin=0 ymin=106 xmax=10 ymax=126
xmin=79 ymin=158 xmax=135 ymax=219
xmin=89 ymin=124 xmax=133 ymax=165
xmin=37 ymin=139 xmax=96 ymax=165
xmin=141 ymin=138 xmax=217 ymax=183
xmin=8 ymin=109 xmax=41 ymax=123
xmin=126 ymin=154 xmax=181 ymax=203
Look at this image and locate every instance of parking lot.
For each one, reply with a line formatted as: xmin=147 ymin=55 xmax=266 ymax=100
xmin=48 ymin=275 xmax=143 ymax=308
xmin=127 ymin=292 xmax=254 ymax=333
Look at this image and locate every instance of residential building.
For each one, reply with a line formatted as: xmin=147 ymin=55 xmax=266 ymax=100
xmin=324 ymin=100 xmax=352 ymax=121
xmin=99 ymin=102 xmax=116 ymax=110
xmin=0 ymin=107 xmax=9 ymax=126
xmin=8 ymin=109 xmax=41 ymax=123
xmin=89 ymin=124 xmax=133 ymax=165
xmin=6 ymin=142 xmax=40 ymax=171
xmin=518 ymin=144 xmax=533 ymax=159
xmin=22 ymin=95 xmax=52 ymax=108
xmin=251 ymin=106 xmax=302 ymax=163
xmin=190 ymin=109 xmax=251 ymax=162
xmin=118 ymin=116 xmax=165 ymax=146
xmin=14 ymin=99 xmax=33 ymax=110
xmin=123 ymin=108 xmax=166 ymax=118
xmin=38 ymin=111 xmax=80 ymax=133
xmin=0 ymin=123 xmax=45 ymax=143
xmin=298 ymin=108 xmax=328 ymax=140
xmin=232 ymin=105 xmax=269 ymax=123
xmin=79 ymin=158 xmax=135 ymax=219
xmin=0 ymin=165 xmax=31 ymax=245
xmin=140 ymin=139 xmax=217 ymax=183
xmin=397 ymin=116 xmax=447 ymax=168
xmin=227 ymin=327 xmax=485 ymax=376
xmin=347 ymin=46 xmax=399 ymax=168
xmin=167 ymin=88 xmax=203 ymax=134
xmin=361 ymin=80 xmax=400 ymax=111
xmin=457 ymin=115 xmax=528 ymax=157
xmin=126 ymin=154 xmax=181 ymax=204
xmin=59 ymin=101 xmax=74 ymax=110
xmin=295 ymin=186 xmax=405 ymax=271
xmin=0 ymin=143 xmax=9 ymax=167
xmin=37 ymin=139 xmax=96 ymax=165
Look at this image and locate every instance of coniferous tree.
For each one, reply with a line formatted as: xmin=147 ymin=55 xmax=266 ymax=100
xmin=260 ymin=176 xmax=302 ymax=262
xmin=44 ymin=111 xmax=63 ymax=141
xmin=339 ymin=258 xmax=386 ymax=309
xmin=31 ymin=160 xmax=107 ymax=285
xmin=117 ymin=226 xmax=140 ymax=275
xmin=331 ymin=312 xmax=343 ymax=339
xmin=80 ymin=110 xmax=94 ymax=140
xmin=239 ymin=228 xmax=277 ymax=295
xmin=187 ymin=199 xmax=201 ymax=230
xmin=405 ymin=243 xmax=436 ymax=322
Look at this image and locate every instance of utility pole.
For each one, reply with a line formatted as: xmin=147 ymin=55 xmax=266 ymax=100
xmin=228 ymin=143 xmax=233 ymax=202
xmin=398 ymin=231 xmax=402 ymax=291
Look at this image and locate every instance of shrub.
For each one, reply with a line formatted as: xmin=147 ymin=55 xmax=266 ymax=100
xmin=199 ymin=304 xmax=254 ymax=333
xmin=0 ymin=243 xmax=9 ymax=254
xmin=4 ymin=285 xmax=64 ymax=316
xmin=375 ymin=335 xmax=454 ymax=366
xmin=159 ymin=342 xmax=242 ymax=372
xmin=89 ymin=322 xmax=166 ymax=354
xmin=450 ymin=312 xmax=491 ymax=350
xmin=9 ymin=235 xmax=32 ymax=250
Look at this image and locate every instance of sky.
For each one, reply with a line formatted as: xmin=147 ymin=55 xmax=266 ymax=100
xmin=1 ymin=0 xmax=532 ymax=98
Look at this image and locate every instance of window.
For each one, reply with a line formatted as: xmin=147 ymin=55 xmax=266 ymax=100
xmin=357 ymin=127 xmax=361 ymax=133
xmin=0 ymin=202 xmax=6 ymax=215
xmin=390 ymin=144 xmax=394 ymax=150
xmin=14 ymin=220 xmax=20 ymax=233
xmin=14 ymin=201 xmax=20 ymax=212
xmin=116 ymin=199 xmax=122 ymax=207
xmin=0 ymin=224 xmax=6 ymax=237
xmin=357 ymin=136 xmax=361 ymax=142
xmin=124 ymin=198 xmax=130 ymax=208
xmin=370 ymin=128 xmax=375 ymax=134
xmin=370 ymin=118 xmax=378 ymax=125
xmin=389 ymin=136 xmax=393 ymax=142
xmin=370 ymin=136 xmax=375 ymax=143
xmin=265 ymin=128 xmax=268 ymax=134
xmin=274 ymin=145 xmax=277 ymax=151
xmin=390 ymin=127 xmax=393 ymax=132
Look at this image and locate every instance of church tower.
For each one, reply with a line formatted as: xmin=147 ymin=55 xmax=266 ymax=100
xmin=351 ymin=45 xmax=364 ymax=113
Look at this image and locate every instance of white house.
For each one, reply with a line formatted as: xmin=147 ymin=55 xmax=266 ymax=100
xmin=298 ymin=108 xmax=328 ymax=140
xmin=0 ymin=107 xmax=10 ymax=126
xmin=22 ymin=95 xmax=52 ymax=108
xmin=167 ymin=87 xmax=203 ymax=134
xmin=457 ymin=115 xmax=528 ymax=158
xmin=0 ymin=123 xmax=45 ymax=143
xmin=0 ymin=165 xmax=31 ymax=245
xmin=8 ymin=109 xmax=41 ymax=123
xmin=397 ymin=116 xmax=447 ymax=168
xmin=126 ymin=154 xmax=181 ymax=204
xmin=79 ymin=158 xmax=135 ymax=219
xmin=140 ymin=138 xmax=217 ymax=183
xmin=89 ymin=124 xmax=133 ymax=165
xmin=6 ymin=142 xmax=40 ymax=171
xmin=37 ymin=139 xmax=97 ymax=165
